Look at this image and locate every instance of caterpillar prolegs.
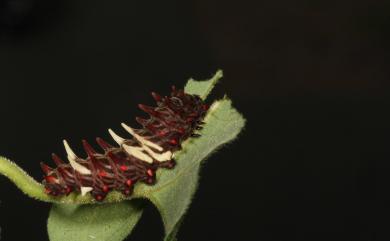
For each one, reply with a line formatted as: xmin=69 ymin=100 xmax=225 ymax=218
xmin=40 ymin=86 xmax=208 ymax=201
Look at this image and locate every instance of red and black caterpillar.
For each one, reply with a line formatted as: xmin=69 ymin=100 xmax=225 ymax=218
xmin=40 ymin=86 xmax=208 ymax=201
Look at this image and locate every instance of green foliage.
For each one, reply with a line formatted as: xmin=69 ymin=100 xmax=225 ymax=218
xmin=185 ymin=70 xmax=222 ymax=99
xmin=0 ymin=70 xmax=246 ymax=241
xmin=0 ymin=156 xmax=51 ymax=201
xmin=48 ymin=201 xmax=143 ymax=241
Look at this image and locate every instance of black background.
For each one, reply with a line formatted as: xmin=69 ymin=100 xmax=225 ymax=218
xmin=1 ymin=0 xmax=390 ymax=240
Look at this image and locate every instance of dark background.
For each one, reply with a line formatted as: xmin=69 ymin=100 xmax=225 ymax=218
xmin=0 ymin=0 xmax=390 ymax=240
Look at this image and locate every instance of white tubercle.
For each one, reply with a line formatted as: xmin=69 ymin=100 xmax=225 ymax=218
xmin=123 ymin=145 xmax=154 ymax=163
xmin=108 ymin=128 xmax=125 ymax=145
xmin=80 ymin=186 xmax=93 ymax=196
xmin=142 ymin=145 xmax=172 ymax=162
xmin=121 ymin=123 xmax=163 ymax=151
xmin=63 ymin=140 xmax=92 ymax=175
xmin=63 ymin=139 xmax=77 ymax=160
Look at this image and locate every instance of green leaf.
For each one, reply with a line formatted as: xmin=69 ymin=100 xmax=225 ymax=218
xmin=0 ymin=70 xmax=246 ymax=241
xmin=48 ymin=201 xmax=143 ymax=241
xmin=185 ymin=70 xmax=223 ymax=99
xmin=139 ymin=97 xmax=245 ymax=241
xmin=0 ymin=156 xmax=55 ymax=202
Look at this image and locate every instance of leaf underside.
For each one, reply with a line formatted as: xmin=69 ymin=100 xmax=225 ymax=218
xmin=48 ymin=201 xmax=143 ymax=241
xmin=0 ymin=70 xmax=246 ymax=241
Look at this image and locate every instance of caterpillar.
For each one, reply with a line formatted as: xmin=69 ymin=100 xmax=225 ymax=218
xmin=40 ymin=86 xmax=208 ymax=201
